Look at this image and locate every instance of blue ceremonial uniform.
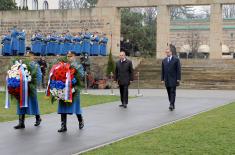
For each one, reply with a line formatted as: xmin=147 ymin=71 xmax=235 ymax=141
xmin=63 ymin=35 xmax=73 ymax=55
xmin=31 ymin=34 xmax=43 ymax=55
xmin=1 ymin=35 xmax=12 ymax=56
xmin=41 ymin=36 xmax=47 ymax=56
xmin=91 ymin=36 xmax=100 ymax=56
xmin=100 ymin=37 xmax=108 ymax=56
xmin=82 ymin=33 xmax=91 ymax=55
xmin=51 ymin=35 xmax=58 ymax=55
xmin=58 ymin=36 xmax=65 ymax=55
xmin=58 ymin=93 xmax=82 ymax=114
xmin=58 ymin=62 xmax=84 ymax=114
xmin=46 ymin=35 xmax=57 ymax=55
xmin=73 ymin=36 xmax=82 ymax=55
xmin=57 ymin=59 xmax=84 ymax=132
xmin=17 ymin=61 xmax=42 ymax=115
xmin=55 ymin=36 xmax=61 ymax=55
xmin=45 ymin=35 xmax=51 ymax=55
xmin=11 ymin=29 xmax=19 ymax=55
xmin=17 ymin=32 xmax=26 ymax=56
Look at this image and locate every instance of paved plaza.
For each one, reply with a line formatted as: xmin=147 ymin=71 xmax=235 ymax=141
xmin=0 ymin=89 xmax=235 ymax=155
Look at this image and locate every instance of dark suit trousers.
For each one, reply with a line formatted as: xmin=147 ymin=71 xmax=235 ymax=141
xmin=119 ymin=85 xmax=129 ymax=105
xmin=166 ymin=87 xmax=176 ymax=107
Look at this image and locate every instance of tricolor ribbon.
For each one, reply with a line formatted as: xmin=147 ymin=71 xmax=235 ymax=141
xmin=46 ymin=63 xmax=61 ymax=96
xmin=6 ymin=65 xmax=29 ymax=108
xmin=5 ymin=76 xmax=10 ymax=109
xmin=19 ymin=65 xmax=28 ymax=108
xmin=65 ymin=63 xmax=72 ymax=103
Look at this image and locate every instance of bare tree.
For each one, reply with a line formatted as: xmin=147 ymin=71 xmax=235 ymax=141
xmin=59 ymin=0 xmax=97 ymax=9
xmin=223 ymin=5 xmax=235 ymax=18
xmin=144 ymin=7 xmax=157 ymax=25
xmin=73 ymin=0 xmax=87 ymax=8
xmin=187 ymin=31 xmax=200 ymax=58
xmin=59 ymin=0 xmax=73 ymax=9
xmin=170 ymin=6 xmax=195 ymax=19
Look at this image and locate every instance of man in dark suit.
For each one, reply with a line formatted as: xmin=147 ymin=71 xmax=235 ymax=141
xmin=115 ymin=51 xmax=134 ymax=108
xmin=161 ymin=48 xmax=181 ymax=111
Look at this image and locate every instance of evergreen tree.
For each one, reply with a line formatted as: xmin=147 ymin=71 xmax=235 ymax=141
xmin=0 ymin=0 xmax=17 ymax=10
xmin=106 ymin=51 xmax=115 ymax=77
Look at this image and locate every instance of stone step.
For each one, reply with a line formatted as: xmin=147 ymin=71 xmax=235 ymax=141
xmin=130 ymin=82 xmax=235 ymax=90
xmin=133 ymin=59 xmax=235 ymax=89
xmin=136 ymin=67 xmax=235 ymax=72
xmin=138 ymin=74 xmax=235 ymax=79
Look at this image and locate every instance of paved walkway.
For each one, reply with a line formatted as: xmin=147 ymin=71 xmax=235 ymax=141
xmin=0 ymin=89 xmax=235 ymax=155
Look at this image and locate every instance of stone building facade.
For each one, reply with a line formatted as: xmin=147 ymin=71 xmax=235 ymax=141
xmin=14 ymin=0 xmax=59 ymax=10
xmin=1 ymin=0 xmax=235 ymax=59
xmin=170 ymin=19 xmax=235 ymax=58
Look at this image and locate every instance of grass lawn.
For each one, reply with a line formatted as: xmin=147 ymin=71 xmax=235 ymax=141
xmin=0 ymin=92 xmax=120 ymax=122
xmin=83 ymin=102 xmax=235 ymax=155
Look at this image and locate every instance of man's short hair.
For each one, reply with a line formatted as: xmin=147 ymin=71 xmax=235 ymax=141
xmin=120 ymin=50 xmax=126 ymax=54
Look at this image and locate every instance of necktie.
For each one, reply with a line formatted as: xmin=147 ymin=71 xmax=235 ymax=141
xmin=168 ymin=57 xmax=170 ymax=63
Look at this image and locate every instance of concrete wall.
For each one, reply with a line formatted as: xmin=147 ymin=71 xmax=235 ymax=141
xmin=0 ymin=8 xmax=120 ymax=56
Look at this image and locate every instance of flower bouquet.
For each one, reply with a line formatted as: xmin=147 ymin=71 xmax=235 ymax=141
xmin=5 ymin=60 xmax=36 ymax=108
xmin=46 ymin=60 xmax=81 ymax=103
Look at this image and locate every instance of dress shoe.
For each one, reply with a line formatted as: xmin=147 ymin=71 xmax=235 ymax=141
xmin=169 ymin=105 xmax=174 ymax=111
xmin=119 ymin=104 xmax=124 ymax=107
xmin=123 ymin=104 xmax=127 ymax=108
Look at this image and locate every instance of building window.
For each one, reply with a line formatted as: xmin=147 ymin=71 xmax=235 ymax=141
xmin=43 ymin=1 xmax=49 ymax=10
xmin=32 ymin=0 xmax=38 ymax=10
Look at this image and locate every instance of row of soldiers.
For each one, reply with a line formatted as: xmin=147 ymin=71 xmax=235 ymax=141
xmin=31 ymin=30 xmax=108 ymax=56
xmin=1 ymin=29 xmax=109 ymax=56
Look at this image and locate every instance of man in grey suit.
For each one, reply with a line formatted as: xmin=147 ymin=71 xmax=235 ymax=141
xmin=161 ymin=48 xmax=181 ymax=111
xmin=114 ymin=51 xmax=134 ymax=108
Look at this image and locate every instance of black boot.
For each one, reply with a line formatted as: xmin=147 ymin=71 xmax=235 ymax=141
xmin=34 ymin=115 xmax=42 ymax=126
xmin=14 ymin=115 xmax=25 ymax=129
xmin=77 ymin=114 xmax=84 ymax=129
xmin=58 ymin=114 xmax=67 ymax=132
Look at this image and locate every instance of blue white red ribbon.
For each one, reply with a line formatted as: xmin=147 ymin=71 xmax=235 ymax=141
xmin=5 ymin=65 xmax=29 ymax=108
xmin=5 ymin=76 xmax=10 ymax=109
xmin=19 ymin=65 xmax=28 ymax=108
xmin=65 ymin=69 xmax=72 ymax=103
xmin=64 ymin=63 xmax=72 ymax=103
xmin=46 ymin=63 xmax=60 ymax=96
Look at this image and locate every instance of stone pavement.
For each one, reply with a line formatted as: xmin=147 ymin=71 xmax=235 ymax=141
xmin=0 ymin=89 xmax=235 ymax=155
